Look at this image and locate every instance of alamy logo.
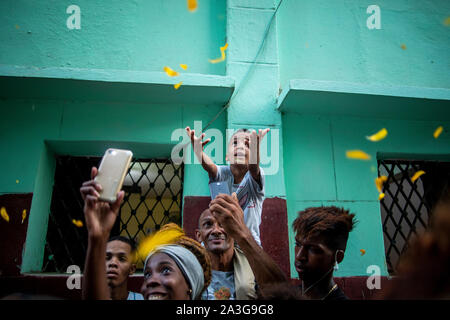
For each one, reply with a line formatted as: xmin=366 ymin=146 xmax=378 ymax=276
xmin=170 ymin=121 xmax=280 ymax=175
xmin=367 ymin=5 xmax=381 ymax=30
xmin=66 ymin=265 xmax=81 ymax=290
xmin=66 ymin=5 xmax=81 ymax=30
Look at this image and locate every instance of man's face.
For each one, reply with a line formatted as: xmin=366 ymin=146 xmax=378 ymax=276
xmin=294 ymin=235 xmax=336 ymax=282
xmin=106 ymin=240 xmax=136 ymax=288
xmin=196 ymin=210 xmax=234 ymax=254
xmin=226 ymin=131 xmax=251 ymax=165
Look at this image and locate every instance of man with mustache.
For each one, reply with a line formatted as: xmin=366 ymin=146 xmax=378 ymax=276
xmin=196 ymin=193 xmax=286 ymax=300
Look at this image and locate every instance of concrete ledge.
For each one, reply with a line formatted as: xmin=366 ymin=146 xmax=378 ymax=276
xmin=278 ymin=79 xmax=450 ymax=121
xmin=0 ymin=65 xmax=235 ymax=105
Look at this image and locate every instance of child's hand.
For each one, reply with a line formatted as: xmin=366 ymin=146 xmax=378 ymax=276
xmin=186 ymin=126 xmax=211 ymax=155
xmin=249 ymin=128 xmax=270 ymax=165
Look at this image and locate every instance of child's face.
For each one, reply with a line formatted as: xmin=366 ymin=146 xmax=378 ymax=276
xmin=226 ymin=131 xmax=251 ymax=165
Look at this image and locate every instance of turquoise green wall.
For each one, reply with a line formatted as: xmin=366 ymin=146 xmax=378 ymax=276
xmin=226 ymin=0 xmax=286 ymax=198
xmin=277 ymin=0 xmax=450 ymax=88
xmin=283 ymin=113 xmax=450 ymax=277
xmin=2 ymin=0 xmax=449 ymax=278
xmin=0 ymin=0 xmax=226 ymax=75
xmin=0 ymin=98 xmax=226 ymax=272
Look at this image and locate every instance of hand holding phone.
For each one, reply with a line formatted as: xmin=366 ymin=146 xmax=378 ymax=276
xmin=209 ymin=181 xmax=230 ymax=200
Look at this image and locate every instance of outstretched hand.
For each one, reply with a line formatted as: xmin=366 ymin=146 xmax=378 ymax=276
xmin=249 ymin=128 xmax=270 ymax=165
xmin=80 ymin=167 xmax=124 ymax=240
xmin=209 ymin=193 xmax=249 ymax=241
xmin=186 ymin=126 xmax=210 ymax=155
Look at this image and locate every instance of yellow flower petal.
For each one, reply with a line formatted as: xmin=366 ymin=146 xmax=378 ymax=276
xmin=375 ymin=176 xmax=388 ymax=192
xmin=174 ymin=82 xmax=182 ymax=90
xmin=22 ymin=209 xmax=27 ymax=224
xmin=411 ymin=170 xmax=426 ymax=183
xmin=360 ymin=249 xmax=366 ymax=256
xmin=180 ymin=64 xmax=188 ymax=70
xmin=16 ymin=180 xmax=19 ymax=184
xmin=433 ymin=126 xmax=443 ymax=139
xmin=1 ymin=207 xmax=10 ymax=223
xmin=163 ymin=66 xmax=179 ymax=77
xmin=187 ymin=0 xmax=198 ymax=12
xmin=366 ymin=128 xmax=388 ymax=142
xmin=444 ymin=17 xmax=450 ymax=26
xmin=346 ymin=150 xmax=371 ymax=160
xmin=401 ymin=44 xmax=407 ymax=50
xmin=72 ymin=219 xmax=83 ymax=228
xmin=209 ymin=43 xmax=228 ymax=64
xmin=378 ymin=193 xmax=385 ymax=201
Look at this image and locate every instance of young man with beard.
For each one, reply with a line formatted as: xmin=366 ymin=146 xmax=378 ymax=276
xmin=196 ymin=193 xmax=286 ymax=300
xmin=293 ymin=206 xmax=356 ymax=300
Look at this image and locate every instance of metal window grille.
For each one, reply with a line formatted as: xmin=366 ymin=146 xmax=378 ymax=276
xmin=43 ymin=156 xmax=183 ymax=273
xmin=378 ymin=159 xmax=450 ymax=275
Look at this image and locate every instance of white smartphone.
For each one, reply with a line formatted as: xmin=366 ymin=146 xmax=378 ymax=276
xmin=209 ymin=181 xmax=230 ymax=200
xmin=94 ymin=148 xmax=133 ymax=202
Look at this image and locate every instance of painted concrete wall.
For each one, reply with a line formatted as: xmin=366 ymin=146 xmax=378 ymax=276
xmin=283 ymin=113 xmax=450 ymax=276
xmin=0 ymin=0 xmax=226 ymax=75
xmin=277 ymin=0 xmax=450 ymax=88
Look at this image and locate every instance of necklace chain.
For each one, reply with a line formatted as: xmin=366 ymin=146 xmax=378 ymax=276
xmin=321 ymin=284 xmax=338 ymax=300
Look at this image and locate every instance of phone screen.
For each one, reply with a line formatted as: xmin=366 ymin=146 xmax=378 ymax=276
xmin=209 ymin=182 xmax=230 ymax=200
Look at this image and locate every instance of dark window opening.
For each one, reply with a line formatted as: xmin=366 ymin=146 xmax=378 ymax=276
xmin=378 ymin=159 xmax=450 ymax=275
xmin=43 ymin=155 xmax=183 ymax=273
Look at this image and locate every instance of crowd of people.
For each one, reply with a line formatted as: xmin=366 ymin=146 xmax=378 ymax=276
xmin=79 ymin=128 xmax=450 ymax=300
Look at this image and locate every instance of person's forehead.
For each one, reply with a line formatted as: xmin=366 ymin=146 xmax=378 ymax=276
xmin=107 ymin=240 xmax=132 ymax=254
xmin=231 ymin=131 xmax=250 ymax=141
xmin=199 ymin=209 xmax=216 ymax=223
xmin=296 ymin=235 xmax=327 ymax=247
xmin=146 ymin=252 xmax=176 ymax=269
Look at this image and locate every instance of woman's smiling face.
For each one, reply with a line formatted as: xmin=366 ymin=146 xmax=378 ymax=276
xmin=141 ymin=252 xmax=190 ymax=300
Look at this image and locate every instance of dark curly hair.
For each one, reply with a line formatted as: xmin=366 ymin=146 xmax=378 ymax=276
xmin=293 ymin=206 xmax=357 ymax=251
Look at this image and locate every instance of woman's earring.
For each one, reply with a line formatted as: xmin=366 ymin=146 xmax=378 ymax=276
xmin=333 ymin=261 xmax=339 ymax=271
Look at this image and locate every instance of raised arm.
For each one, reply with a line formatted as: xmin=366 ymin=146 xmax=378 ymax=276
xmin=80 ymin=167 xmax=124 ymax=300
xmin=248 ymin=129 xmax=269 ymax=188
xmin=209 ymin=193 xmax=287 ymax=285
xmin=186 ymin=126 xmax=218 ymax=179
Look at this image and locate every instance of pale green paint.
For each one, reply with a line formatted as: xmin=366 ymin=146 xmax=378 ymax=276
xmin=0 ymin=65 xmax=235 ymax=105
xmin=0 ymin=0 xmax=226 ymax=75
xmin=277 ymin=0 xmax=450 ymax=88
xmin=278 ymin=79 xmax=450 ymax=121
xmin=21 ymin=143 xmax=55 ymax=272
xmin=283 ymin=113 xmax=450 ymax=276
xmin=287 ymin=200 xmax=388 ymax=277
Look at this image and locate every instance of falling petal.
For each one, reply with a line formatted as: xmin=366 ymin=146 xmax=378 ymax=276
xmin=346 ymin=150 xmax=371 ymax=160
xmin=72 ymin=219 xmax=83 ymax=228
xmin=16 ymin=180 xmax=19 ymax=184
xmin=366 ymin=128 xmax=388 ymax=142
xmin=163 ymin=66 xmax=179 ymax=77
xmin=22 ymin=209 xmax=27 ymax=224
xmin=411 ymin=170 xmax=426 ymax=183
xmin=174 ymin=82 xmax=182 ymax=90
xmin=444 ymin=17 xmax=450 ymax=26
xmin=401 ymin=44 xmax=407 ymax=50
xmin=433 ymin=126 xmax=443 ymax=139
xmin=15 ymin=25 xmax=20 ymax=29
xmin=209 ymin=43 xmax=228 ymax=64
xmin=180 ymin=64 xmax=188 ymax=70
xmin=360 ymin=249 xmax=366 ymax=256
xmin=375 ymin=176 xmax=388 ymax=192
xmin=378 ymin=193 xmax=385 ymax=200
xmin=1 ymin=207 xmax=10 ymax=223
xmin=187 ymin=0 xmax=198 ymax=12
